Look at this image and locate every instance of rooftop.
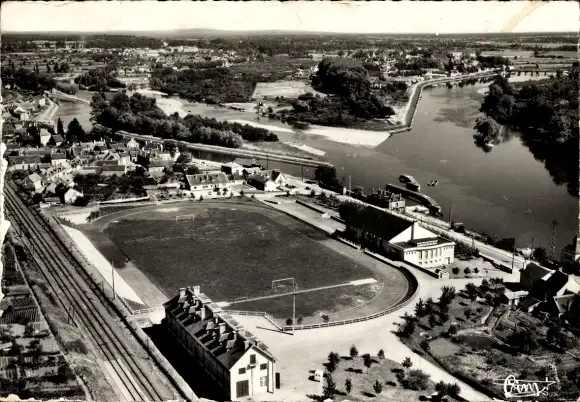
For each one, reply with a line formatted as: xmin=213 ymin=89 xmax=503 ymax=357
xmin=186 ymin=172 xmax=229 ymax=187
xmin=164 ymin=287 xmax=275 ymax=370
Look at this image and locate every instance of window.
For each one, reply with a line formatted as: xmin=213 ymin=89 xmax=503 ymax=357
xmin=260 ymin=363 xmax=267 ymax=370
xmin=239 ymin=367 xmax=246 ymax=375
xmin=250 ymin=354 xmax=256 ymax=365
xmin=260 ymin=376 xmax=267 ymax=387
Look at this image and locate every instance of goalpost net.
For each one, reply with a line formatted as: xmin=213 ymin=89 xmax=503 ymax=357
xmin=176 ymin=214 xmax=195 ymax=222
xmin=272 ymin=277 xmax=296 ymax=291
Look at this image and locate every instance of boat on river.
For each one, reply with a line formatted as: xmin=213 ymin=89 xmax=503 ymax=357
xmin=399 ymin=174 xmax=421 ymax=192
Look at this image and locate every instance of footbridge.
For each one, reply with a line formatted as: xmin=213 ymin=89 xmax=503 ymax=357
xmin=45 ymin=90 xmax=90 ymax=106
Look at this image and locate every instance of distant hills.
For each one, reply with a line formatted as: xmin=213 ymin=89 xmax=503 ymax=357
xmin=2 ymin=29 xmax=577 ymax=39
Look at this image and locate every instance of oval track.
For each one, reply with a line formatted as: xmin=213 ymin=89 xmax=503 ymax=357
xmin=4 ymin=184 xmax=176 ymax=402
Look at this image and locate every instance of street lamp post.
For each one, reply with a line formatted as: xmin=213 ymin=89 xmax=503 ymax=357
xmin=111 ymin=258 xmax=115 ymax=300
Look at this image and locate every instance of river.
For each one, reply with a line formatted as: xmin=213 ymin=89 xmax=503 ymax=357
xmin=54 ymin=83 xmax=578 ymax=252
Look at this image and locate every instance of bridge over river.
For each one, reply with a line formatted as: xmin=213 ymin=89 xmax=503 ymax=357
xmin=45 ymin=90 xmax=90 ymax=106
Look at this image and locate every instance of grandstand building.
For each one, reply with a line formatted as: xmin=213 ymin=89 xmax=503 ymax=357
xmin=164 ymin=286 xmax=277 ymax=400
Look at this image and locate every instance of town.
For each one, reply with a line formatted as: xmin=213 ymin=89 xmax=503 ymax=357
xmin=1 ymin=2 xmax=579 ymax=402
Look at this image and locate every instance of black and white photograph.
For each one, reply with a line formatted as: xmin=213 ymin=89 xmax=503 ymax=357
xmin=0 ymin=1 xmax=579 ymax=401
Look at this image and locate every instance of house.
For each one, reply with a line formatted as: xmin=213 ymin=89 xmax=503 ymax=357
xmin=164 ymin=286 xmax=276 ymax=400
xmin=264 ymin=169 xmax=287 ymax=187
xmin=247 ymin=175 xmax=278 ymax=192
xmin=519 ymin=262 xmax=554 ymax=291
xmin=148 ymin=159 xmax=174 ymax=173
xmin=222 ymin=162 xmax=245 ymax=176
xmin=64 ymin=188 xmax=83 ymax=204
xmin=101 ymin=164 xmax=127 ymax=176
xmin=39 ymin=129 xmax=52 ymax=146
xmin=22 ymin=173 xmax=44 ymax=192
xmin=124 ymin=138 xmax=140 ymax=149
xmin=50 ymin=153 xmax=67 ymax=166
xmin=8 ymin=155 xmax=42 ymax=171
xmin=186 ymin=172 xmax=230 ymax=193
xmin=340 ymin=203 xmax=455 ymax=268
xmin=366 ymin=189 xmax=405 ymax=212
xmin=50 ymin=135 xmax=64 ymax=146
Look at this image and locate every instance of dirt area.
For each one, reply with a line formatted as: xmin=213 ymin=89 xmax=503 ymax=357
xmin=443 ymin=257 xmax=507 ymax=279
xmin=252 ymin=81 xmax=326 ymax=100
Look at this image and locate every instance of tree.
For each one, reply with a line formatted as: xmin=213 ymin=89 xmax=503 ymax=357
xmin=414 ymin=298 xmax=425 ymax=317
xmin=378 ymin=349 xmax=385 ymax=360
xmin=323 ymin=374 xmax=337 ymax=399
xmin=67 ymin=118 xmax=86 ymax=143
xmin=474 ymin=267 xmax=480 ymax=275
xmin=405 ymin=369 xmax=431 ymax=390
xmin=402 ymin=357 xmax=413 ymax=369
xmin=399 ymin=320 xmax=416 ymax=337
xmin=297 ymin=317 xmax=303 ymax=325
xmin=328 ymin=351 xmax=340 ymax=368
xmin=286 ymin=318 xmax=293 ymax=326
xmin=473 ymin=116 xmax=500 ymax=144
xmin=362 ymin=353 xmax=372 ymax=373
xmin=420 ymin=340 xmax=430 ymax=353
xmin=349 ymin=344 xmax=359 ymax=360
xmin=373 ymin=379 xmax=383 ymax=395
xmin=315 ymin=165 xmax=340 ymax=189
xmin=464 ymin=267 xmax=471 ymax=276
xmin=322 ymin=314 xmax=330 ymax=323
xmin=533 ymin=247 xmax=548 ymax=264
xmin=447 ymin=383 xmax=461 ymax=397
xmin=345 ymin=378 xmax=352 ymax=395
xmin=447 ymin=324 xmax=458 ymax=336
xmin=57 ymin=118 xmax=65 ymax=137
xmin=465 ymin=282 xmax=478 ymax=304
xmin=464 ymin=309 xmax=472 ymax=319
xmin=452 ymin=267 xmax=460 ymax=275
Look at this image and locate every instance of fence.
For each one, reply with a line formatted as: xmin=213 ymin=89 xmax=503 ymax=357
xmin=335 ymin=235 xmax=361 ymax=250
xmin=222 ymin=310 xmax=283 ymax=331
xmin=99 ymin=196 xmax=150 ymax=204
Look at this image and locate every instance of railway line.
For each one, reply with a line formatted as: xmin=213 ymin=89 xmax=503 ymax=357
xmin=4 ymin=184 xmax=178 ymax=402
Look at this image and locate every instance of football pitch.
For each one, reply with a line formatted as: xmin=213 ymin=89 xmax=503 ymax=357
xmin=83 ymin=201 xmax=408 ymax=319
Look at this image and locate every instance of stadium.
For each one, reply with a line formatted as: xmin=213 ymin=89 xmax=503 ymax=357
xmin=56 ymin=199 xmax=412 ymax=325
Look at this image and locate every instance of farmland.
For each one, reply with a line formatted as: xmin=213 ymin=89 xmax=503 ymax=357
xmin=80 ymin=201 xmax=408 ymax=320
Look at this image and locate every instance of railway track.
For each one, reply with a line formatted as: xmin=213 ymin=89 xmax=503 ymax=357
xmin=4 ymin=184 xmax=176 ymax=402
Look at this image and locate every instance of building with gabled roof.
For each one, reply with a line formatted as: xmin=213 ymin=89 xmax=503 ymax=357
xmin=340 ymin=202 xmax=454 ymax=268
xmin=186 ymin=172 xmax=230 ymax=192
xmin=164 ymin=286 xmax=276 ymax=400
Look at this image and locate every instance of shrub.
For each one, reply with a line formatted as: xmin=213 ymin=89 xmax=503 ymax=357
xmin=345 ymin=378 xmax=352 ymax=395
xmin=402 ymin=357 xmax=413 ymax=369
xmin=404 ymin=369 xmax=430 ymax=390
xmin=378 ymin=349 xmax=385 ymax=359
xmin=349 ymin=345 xmax=359 ymax=359
xmin=373 ymin=379 xmax=383 ymax=394
xmin=420 ymin=340 xmax=430 ymax=353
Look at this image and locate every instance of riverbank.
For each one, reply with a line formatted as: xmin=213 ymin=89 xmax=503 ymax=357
xmin=36 ymin=98 xmax=59 ymax=122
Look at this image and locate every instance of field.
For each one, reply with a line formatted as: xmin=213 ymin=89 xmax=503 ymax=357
xmin=82 ymin=201 xmax=408 ymax=320
xmin=252 ymin=80 xmax=326 ymax=100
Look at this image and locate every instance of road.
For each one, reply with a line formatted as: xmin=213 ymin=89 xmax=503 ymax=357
xmin=4 ymin=184 xmax=181 ymax=402
xmin=404 ymin=209 xmax=527 ymax=269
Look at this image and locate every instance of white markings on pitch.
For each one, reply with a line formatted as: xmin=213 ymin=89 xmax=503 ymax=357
xmin=349 ymin=278 xmax=378 ymax=286
xmin=158 ymin=207 xmax=180 ymax=212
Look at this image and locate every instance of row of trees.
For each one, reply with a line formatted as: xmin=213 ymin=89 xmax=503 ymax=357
xmin=91 ymin=92 xmax=277 ymax=148
xmin=1 ymin=66 xmax=56 ymax=92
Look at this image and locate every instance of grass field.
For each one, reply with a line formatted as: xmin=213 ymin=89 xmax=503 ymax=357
xmin=87 ymin=202 xmax=393 ymax=319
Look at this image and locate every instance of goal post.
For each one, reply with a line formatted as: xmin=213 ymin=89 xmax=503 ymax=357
xmin=176 ymin=214 xmax=195 ymax=222
xmin=272 ymin=277 xmax=296 ymax=291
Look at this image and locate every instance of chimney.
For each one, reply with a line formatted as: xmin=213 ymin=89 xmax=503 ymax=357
xmin=219 ymin=323 xmax=226 ymax=335
xmin=200 ymin=306 xmax=207 ymax=321
xmin=244 ymin=341 xmax=250 ymax=350
xmin=233 ymin=330 xmax=238 ymax=340
xmin=178 ymin=287 xmax=186 ymax=300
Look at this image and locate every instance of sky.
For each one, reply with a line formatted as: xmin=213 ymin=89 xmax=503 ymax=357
xmin=2 ymin=1 xmax=578 ymax=34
